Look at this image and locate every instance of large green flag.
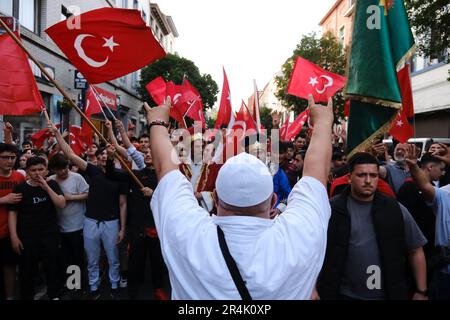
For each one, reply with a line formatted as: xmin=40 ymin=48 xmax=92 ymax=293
xmin=345 ymin=0 xmax=415 ymax=155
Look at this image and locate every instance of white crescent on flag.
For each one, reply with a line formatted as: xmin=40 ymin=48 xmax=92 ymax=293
xmin=74 ymin=34 xmax=117 ymax=68
xmin=315 ymin=75 xmax=334 ymax=94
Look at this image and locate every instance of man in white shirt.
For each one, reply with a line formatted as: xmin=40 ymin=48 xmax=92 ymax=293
xmin=147 ymin=95 xmax=333 ymax=300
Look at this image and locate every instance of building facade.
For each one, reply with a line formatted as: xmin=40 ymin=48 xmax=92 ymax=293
xmin=0 ymin=0 xmax=178 ymax=144
xmin=319 ymin=0 xmax=354 ymax=48
xmin=319 ymin=0 xmax=450 ymax=138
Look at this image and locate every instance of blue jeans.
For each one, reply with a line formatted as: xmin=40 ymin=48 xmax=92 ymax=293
xmin=84 ymin=218 xmax=120 ymax=291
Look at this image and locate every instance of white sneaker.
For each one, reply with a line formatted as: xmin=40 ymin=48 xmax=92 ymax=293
xmin=119 ymin=277 xmax=128 ymax=288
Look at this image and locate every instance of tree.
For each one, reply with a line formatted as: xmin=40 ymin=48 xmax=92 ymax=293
xmin=259 ymin=106 xmax=273 ymax=133
xmin=275 ymin=32 xmax=347 ymax=122
xmin=138 ymin=53 xmax=219 ymax=110
xmin=405 ymin=0 xmax=450 ymax=61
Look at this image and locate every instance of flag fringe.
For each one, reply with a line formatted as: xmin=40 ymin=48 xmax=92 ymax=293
xmin=396 ymin=44 xmax=416 ymax=72
xmin=347 ymin=111 xmax=397 ymax=158
xmin=344 ymin=94 xmax=402 ymax=110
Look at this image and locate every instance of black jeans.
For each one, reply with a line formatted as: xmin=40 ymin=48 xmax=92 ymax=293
xmin=127 ymin=231 xmax=166 ymax=298
xmin=18 ymin=234 xmax=60 ymax=300
xmin=60 ymin=230 xmax=84 ymax=290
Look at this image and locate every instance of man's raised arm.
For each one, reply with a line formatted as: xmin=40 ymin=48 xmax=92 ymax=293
xmin=146 ymin=98 xmax=180 ymax=180
xmin=302 ymin=95 xmax=334 ymax=187
xmin=405 ymin=144 xmax=435 ymax=203
xmin=48 ymin=122 xmax=88 ymax=171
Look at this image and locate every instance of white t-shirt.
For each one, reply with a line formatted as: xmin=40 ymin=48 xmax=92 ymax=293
xmin=151 ymin=170 xmax=331 ymax=300
xmin=49 ymin=172 xmax=89 ymax=233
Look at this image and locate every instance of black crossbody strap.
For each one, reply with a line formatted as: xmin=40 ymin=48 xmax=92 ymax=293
xmin=217 ymin=225 xmax=252 ymax=300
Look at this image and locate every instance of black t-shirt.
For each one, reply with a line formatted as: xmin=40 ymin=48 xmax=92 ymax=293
xmin=8 ymin=180 xmax=63 ymax=238
xmin=84 ymin=163 xmax=128 ymax=221
xmin=105 ymin=159 xmax=157 ymax=230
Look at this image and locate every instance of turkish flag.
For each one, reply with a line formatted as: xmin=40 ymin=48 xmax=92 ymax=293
xmin=285 ymin=109 xmax=309 ymax=141
xmin=146 ymin=76 xmax=166 ymax=105
xmin=182 ymin=79 xmax=205 ymax=128
xmin=45 ymin=8 xmax=166 ymax=84
xmin=389 ymin=66 xmax=414 ymax=143
xmin=232 ymin=101 xmax=257 ymax=133
xmin=69 ymin=125 xmax=88 ymax=156
xmin=0 ymin=32 xmax=44 ymax=115
xmin=31 ymin=124 xmax=61 ymax=149
xmin=280 ymin=114 xmax=291 ymax=141
xmin=146 ymin=77 xmax=205 ymax=128
xmin=215 ymin=68 xmax=232 ymax=129
xmin=85 ymin=85 xmax=116 ymax=118
xmin=80 ymin=121 xmax=94 ymax=148
xmin=287 ymin=57 xmax=346 ymax=103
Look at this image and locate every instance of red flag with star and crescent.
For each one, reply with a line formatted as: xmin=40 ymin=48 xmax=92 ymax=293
xmin=45 ymin=8 xmax=166 ymax=84
xmin=146 ymin=77 xmax=205 ymax=128
xmin=232 ymin=101 xmax=257 ymax=132
xmin=287 ymin=57 xmax=346 ymax=103
xmin=389 ymin=66 xmax=414 ymax=143
xmin=215 ymin=67 xmax=233 ymax=129
xmin=285 ymin=109 xmax=310 ymax=142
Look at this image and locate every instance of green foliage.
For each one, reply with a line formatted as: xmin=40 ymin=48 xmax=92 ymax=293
xmin=275 ymin=32 xmax=347 ymax=122
xmin=405 ymin=0 xmax=450 ymax=61
xmin=205 ymin=111 xmax=217 ymax=129
xmin=259 ymin=106 xmax=273 ymax=132
xmin=138 ymin=53 xmax=219 ymax=110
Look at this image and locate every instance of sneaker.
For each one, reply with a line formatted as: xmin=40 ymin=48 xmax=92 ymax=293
xmin=52 ymin=297 xmax=60 ymax=300
xmin=119 ymin=277 xmax=128 ymax=288
xmin=89 ymin=290 xmax=101 ymax=300
xmin=153 ymin=288 xmax=169 ymax=300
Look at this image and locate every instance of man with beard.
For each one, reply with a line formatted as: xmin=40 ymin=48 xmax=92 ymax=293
xmin=379 ymin=143 xmax=411 ymax=194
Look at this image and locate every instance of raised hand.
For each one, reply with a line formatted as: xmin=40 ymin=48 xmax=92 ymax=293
xmin=4 ymin=122 xmax=13 ymax=132
xmin=405 ymin=144 xmax=418 ymax=168
xmin=308 ymin=95 xmax=334 ymax=127
xmin=114 ymin=119 xmax=125 ymax=131
xmin=146 ymin=97 xmax=171 ymax=124
xmin=431 ymin=143 xmax=450 ymax=166
xmin=104 ymin=120 xmax=112 ymax=130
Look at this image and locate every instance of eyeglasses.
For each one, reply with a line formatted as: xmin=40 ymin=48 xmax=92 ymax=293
xmin=0 ymin=156 xmax=16 ymax=160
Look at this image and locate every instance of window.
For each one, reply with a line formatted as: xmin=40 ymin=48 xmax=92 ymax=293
xmin=133 ymin=0 xmax=138 ymax=9
xmin=338 ymin=26 xmax=345 ymax=44
xmin=0 ymin=1 xmax=13 ymax=15
xmin=120 ymin=0 xmax=127 ymax=9
xmin=409 ymin=55 xmax=417 ymax=74
xmin=131 ymin=72 xmax=138 ymax=89
xmin=141 ymin=11 xmax=147 ymax=24
xmin=18 ymin=0 xmax=38 ymax=32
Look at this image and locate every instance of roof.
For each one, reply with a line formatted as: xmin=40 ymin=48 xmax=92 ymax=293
xmin=319 ymin=0 xmax=343 ymax=26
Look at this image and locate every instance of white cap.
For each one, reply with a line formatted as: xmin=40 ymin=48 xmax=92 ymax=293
xmin=216 ymin=152 xmax=274 ymax=207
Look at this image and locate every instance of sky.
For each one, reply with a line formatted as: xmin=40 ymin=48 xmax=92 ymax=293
xmin=158 ymin=0 xmax=336 ymax=111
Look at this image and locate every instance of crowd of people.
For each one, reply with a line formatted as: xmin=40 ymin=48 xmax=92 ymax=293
xmin=0 ymin=96 xmax=449 ymax=300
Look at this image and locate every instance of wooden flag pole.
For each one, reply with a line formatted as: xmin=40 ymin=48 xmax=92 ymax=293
xmin=253 ymin=80 xmax=261 ymax=134
xmin=0 ymin=18 xmax=145 ymax=189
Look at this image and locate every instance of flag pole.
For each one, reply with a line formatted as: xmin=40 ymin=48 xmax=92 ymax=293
xmin=90 ymin=85 xmax=118 ymax=120
xmin=253 ymin=80 xmax=261 ymax=134
xmin=0 ymin=18 xmax=145 ymax=189
xmin=105 ymin=0 xmax=115 ymax=8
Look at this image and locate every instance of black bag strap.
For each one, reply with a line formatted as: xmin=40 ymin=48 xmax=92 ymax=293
xmin=217 ymin=225 xmax=252 ymax=300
